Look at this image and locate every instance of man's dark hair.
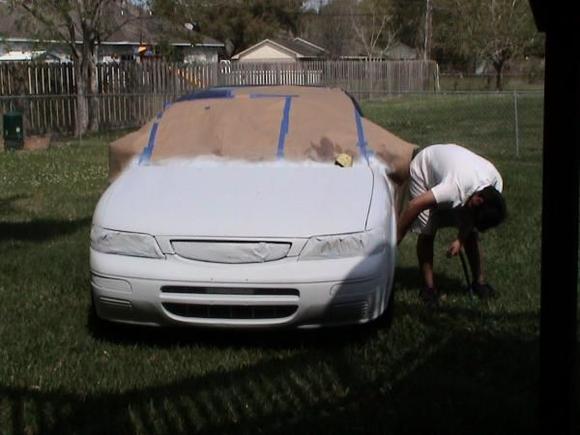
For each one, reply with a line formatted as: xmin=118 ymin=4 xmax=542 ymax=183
xmin=473 ymin=186 xmax=507 ymax=232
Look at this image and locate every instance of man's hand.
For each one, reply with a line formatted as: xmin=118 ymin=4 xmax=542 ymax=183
xmin=446 ymin=239 xmax=462 ymax=257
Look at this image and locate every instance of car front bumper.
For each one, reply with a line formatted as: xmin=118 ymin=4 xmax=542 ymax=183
xmin=90 ymin=247 xmax=395 ymax=328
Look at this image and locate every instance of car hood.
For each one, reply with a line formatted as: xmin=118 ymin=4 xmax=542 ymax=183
xmin=93 ymin=162 xmax=374 ymax=238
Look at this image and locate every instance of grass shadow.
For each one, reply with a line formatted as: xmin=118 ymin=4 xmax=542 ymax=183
xmin=86 ymin=301 xmax=392 ymax=352
xmin=266 ymin=332 xmax=544 ymax=435
xmin=4 ymin=306 xmax=551 ymax=435
xmin=0 ymin=194 xmax=30 ymax=215
xmin=0 ymin=217 xmax=91 ymax=242
xmin=395 ymin=265 xmax=469 ymax=296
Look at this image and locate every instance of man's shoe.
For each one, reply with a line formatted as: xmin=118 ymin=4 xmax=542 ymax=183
xmin=472 ymin=282 xmax=496 ymax=299
xmin=419 ymin=287 xmax=439 ymax=308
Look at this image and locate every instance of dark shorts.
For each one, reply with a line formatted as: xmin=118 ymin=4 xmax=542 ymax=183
xmin=411 ymin=207 xmax=463 ymax=236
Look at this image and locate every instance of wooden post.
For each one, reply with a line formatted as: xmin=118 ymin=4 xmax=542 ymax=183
xmin=530 ymin=1 xmax=579 ymax=434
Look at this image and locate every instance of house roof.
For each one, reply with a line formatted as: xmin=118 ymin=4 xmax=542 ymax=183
xmin=272 ymin=37 xmax=327 ymax=57
xmin=0 ymin=3 xmax=224 ymax=48
xmin=382 ymin=42 xmax=418 ymax=60
xmin=0 ymin=50 xmax=64 ymax=62
xmin=104 ymin=5 xmax=223 ymax=47
xmin=232 ymin=37 xmax=326 ymax=60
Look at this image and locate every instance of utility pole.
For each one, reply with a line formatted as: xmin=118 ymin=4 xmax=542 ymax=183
xmin=424 ymin=0 xmax=433 ymax=60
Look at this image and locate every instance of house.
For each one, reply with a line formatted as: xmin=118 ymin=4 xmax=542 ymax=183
xmin=0 ymin=50 xmax=66 ymax=63
xmin=382 ymin=42 xmax=419 ymax=61
xmin=0 ymin=3 xmax=224 ymax=63
xmin=231 ymin=37 xmax=327 ymax=63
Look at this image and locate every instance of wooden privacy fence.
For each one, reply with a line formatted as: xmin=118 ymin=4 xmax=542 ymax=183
xmin=0 ymin=59 xmax=438 ymax=135
xmin=219 ymin=60 xmax=439 ymax=97
xmin=95 ymin=61 xmax=217 ymax=129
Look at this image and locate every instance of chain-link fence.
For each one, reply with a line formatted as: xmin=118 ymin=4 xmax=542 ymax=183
xmin=0 ymin=60 xmax=543 ymax=157
xmin=0 ymin=90 xmax=543 ymax=158
xmin=358 ymin=90 xmax=543 ymax=158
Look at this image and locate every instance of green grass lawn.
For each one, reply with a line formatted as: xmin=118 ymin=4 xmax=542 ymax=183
xmin=438 ymin=75 xmax=544 ymax=92
xmin=0 ymin=95 xmax=567 ymax=434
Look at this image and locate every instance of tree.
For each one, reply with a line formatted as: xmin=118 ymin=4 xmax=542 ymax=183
xmin=300 ymin=0 xmax=358 ymax=57
xmin=390 ymin=0 xmax=435 ymax=60
xmin=152 ymin=0 xmax=305 ymax=57
xmin=301 ymin=0 xmax=405 ymax=59
xmin=350 ymin=0 xmax=398 ymax=58
xmin=9 ymin=0 xmax=137 ymax=135
xmin=437 ymin=0 xmax=538 ymax=90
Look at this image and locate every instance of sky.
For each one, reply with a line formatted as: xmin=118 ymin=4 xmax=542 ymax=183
xmin=304 ymin=0 xmax=327 ymax=11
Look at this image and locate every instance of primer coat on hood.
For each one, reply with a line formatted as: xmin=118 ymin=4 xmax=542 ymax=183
xmin=93 ymin=162 xmax=374 ymax=238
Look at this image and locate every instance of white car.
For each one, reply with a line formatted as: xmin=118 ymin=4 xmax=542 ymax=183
xmin=90 ymin=86 xmax=408 ymax=328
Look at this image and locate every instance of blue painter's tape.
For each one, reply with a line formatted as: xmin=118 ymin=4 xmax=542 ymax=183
xmin=250 ymin=94 xmax=299 ymax=99
xmin=177 ymin=88 xmax=234 ymax=102
xmin=139 ymin=103 xmax=173 ymax=165
xmin=139 ymin=121 xmax=159 ymax=164
xmin=159 ymin=101 xmax=171 ymax=117
xmin=277 ymin=96 xmax=293 ymax=159
xmin=354 ymin=108 xmax=369 ymax=160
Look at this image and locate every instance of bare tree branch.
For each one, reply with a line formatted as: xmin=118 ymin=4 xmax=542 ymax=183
xmin=350 ymin=0 xmax=398 ymax=58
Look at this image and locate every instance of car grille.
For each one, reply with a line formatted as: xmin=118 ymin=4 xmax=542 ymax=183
xmin=163 ymin=303 xmax=298 ymax=319
xmin=161 ymin=286 xmax=299 ymax=296
xmin=171 ymin=240 xmax=292 ymax=263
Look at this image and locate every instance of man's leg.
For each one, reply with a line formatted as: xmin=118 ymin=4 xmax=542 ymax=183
xmin=463 ymin=230 xmax=495 ymax=298
xmin=417 ymin=233 xmax=436 ymax=289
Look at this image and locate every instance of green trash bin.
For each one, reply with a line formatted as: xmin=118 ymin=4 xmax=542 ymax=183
xmin=3 ymin=111 xmax=24 ymax=151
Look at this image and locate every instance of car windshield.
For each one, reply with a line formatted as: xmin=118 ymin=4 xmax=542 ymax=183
xmin=142 ymin=89 xmax=365 ymax=165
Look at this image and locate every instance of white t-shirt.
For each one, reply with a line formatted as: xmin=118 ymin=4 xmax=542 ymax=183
xmin=409 ymin=144 xmax=503 ymax=231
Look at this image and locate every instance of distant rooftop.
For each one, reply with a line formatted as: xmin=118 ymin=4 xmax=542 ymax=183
xmin=232 ymin=37 xmax=327 ymax=60
xmin=270 ymin=37 xmax=327 ymax=58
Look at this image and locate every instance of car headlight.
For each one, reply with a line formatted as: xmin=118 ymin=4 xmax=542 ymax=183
xmin=90 ymin=226 xmax=164 ymax=259
xmin=299 ymin=227 xmax=389 ymax=260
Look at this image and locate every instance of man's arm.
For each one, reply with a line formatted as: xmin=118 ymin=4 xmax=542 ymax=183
xmin=397 ymin=191 xmax=437 ymax=244
xmin=446 ymin=209 xmax=475 ymax=257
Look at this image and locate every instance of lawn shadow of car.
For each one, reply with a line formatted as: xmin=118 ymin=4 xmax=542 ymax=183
xmin=7 ymin=300 xmax=544 ymax=435
xmin=0 ymin=217 xmax=91 ymax=242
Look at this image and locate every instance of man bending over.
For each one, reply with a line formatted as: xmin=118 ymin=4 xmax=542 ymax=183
xmin=397 ymin=144 xmax=507 ymax=305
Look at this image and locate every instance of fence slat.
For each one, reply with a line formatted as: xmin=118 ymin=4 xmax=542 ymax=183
xmin=0 ymin=59 xmax=437 ymax=135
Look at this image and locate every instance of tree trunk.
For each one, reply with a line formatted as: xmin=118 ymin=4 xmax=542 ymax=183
xmin=8 ymin=63 xmax=32 ymax=133
xmin=74 ymin=45 xmax=99 ymax=136
xmin=494 ymin=60 xmax=505 ymax=91
xmin=87 ymin=47 xmax=99 ymax=132
xmin=368 ymin=58 xmax=374 ymax=100
xmin=74 ymin=61 xmax=89 ymax=137
xmin=424 ymin=0 xmax=433 ymax=60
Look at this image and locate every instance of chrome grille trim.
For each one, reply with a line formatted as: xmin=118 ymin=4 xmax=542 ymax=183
xmin=171 ymin=240 xmax=292 ymax=263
